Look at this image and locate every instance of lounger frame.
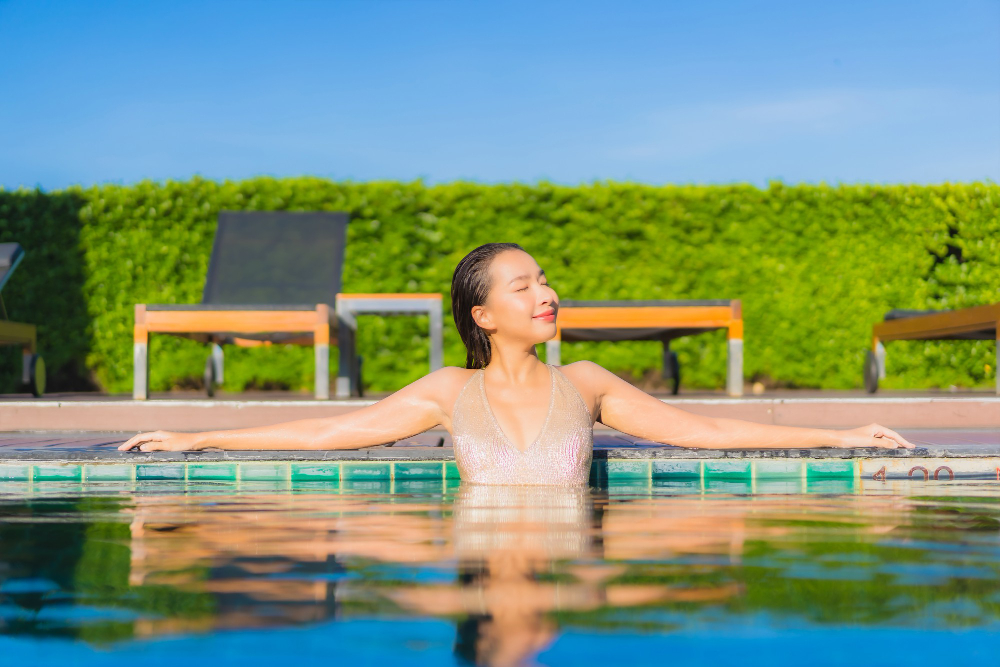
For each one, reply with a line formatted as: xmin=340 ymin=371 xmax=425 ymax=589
xmin=545 ymin=300 xmax=744 ymax=396
xmin=0 ymin=320 xmax=37 ymax=385
xmin=871 ymin=302 xmax=1000 ymax=394
xmin=134 ymin=294 xmax=444 ymax=400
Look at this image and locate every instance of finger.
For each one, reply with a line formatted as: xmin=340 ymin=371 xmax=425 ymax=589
xmin=881 ymin=428 xmax=915 ymax=449
xmin=119 ymin=432 xmax=159 ymax=451
xmin=872 ymin=436 xmax=898 ymax=450
xmin=119 ymin=435 xmax=147 ymax=451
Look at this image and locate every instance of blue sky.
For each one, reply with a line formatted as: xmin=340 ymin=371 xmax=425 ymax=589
xmin=1 ymin=0 xmax=998 ymax=190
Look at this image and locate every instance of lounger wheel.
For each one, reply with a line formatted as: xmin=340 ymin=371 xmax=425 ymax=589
xmin=665 ymin=350 xmax=680 ymax=395
xmin=863 ymin=349 xmax=879 ymax=394
xmin=26 ymin=354 xmax=45 ymax=398
xmin=204 ymin=355 xmax=217 ymax=397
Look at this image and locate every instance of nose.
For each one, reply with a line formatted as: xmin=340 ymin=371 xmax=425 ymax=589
xmin=540 ymin=284 xmax=557 ymax=307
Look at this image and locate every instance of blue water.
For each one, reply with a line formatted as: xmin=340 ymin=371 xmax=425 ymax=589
xmin=1 ymin=480 xmax=999 ymax=665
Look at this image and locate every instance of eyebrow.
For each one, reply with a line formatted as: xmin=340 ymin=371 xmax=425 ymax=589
xmin=507 ymin=270 xmax=546 ymax=285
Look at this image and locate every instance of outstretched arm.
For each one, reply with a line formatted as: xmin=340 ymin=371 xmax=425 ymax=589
xmin=118 ymin=369 xmax=458 ymax=452
xmin=578 ymin=362 xmax=913 ymax=450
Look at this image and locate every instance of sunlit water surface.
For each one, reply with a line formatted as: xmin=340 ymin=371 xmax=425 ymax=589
xmin=1 ymin=479 xmax=999 ymax=666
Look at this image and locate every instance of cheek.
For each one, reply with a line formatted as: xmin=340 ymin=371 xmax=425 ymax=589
xmin=496 ymin=293 xmax=535 ymax=320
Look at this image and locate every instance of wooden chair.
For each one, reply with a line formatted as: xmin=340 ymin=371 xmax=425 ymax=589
xmin=545 ymin=299 xmax=743 ymax=396
xmin=0 ymin=243 xmax=44 ymax=396
xmin=133 ymin=211 xmax=443 ymax=400
xmin=866 ymin=304 xmax=1000 ymax=394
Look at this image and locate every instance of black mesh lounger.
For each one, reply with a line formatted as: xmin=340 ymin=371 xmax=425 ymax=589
xmin=134 ymin=211 xmax=444 ymax=400
xmin=0 ymin=243 xmax=45 ymax=396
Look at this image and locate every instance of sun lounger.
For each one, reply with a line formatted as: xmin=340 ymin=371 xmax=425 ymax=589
xmin=0 ymin=243 xmax=44 ymax=396
xmin=866 ymin=303 xmax=1000 ymax=394
xmin=133 ymin=211 xmax=443 ymax=400
xmin=545 ymin=299 xmax=743 ymax=396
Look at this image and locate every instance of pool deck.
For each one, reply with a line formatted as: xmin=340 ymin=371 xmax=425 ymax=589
xmin=1 ymin=393 xmax=998 ymax=483
xmin=1 ymin=393 xmax=998 ymax=432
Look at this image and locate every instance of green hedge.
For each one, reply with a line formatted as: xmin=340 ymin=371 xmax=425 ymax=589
xmin=0 ymin=178 xmax=997 ymax=394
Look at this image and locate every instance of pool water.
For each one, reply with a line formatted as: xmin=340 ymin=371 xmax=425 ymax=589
xmin=1 ymin=480 xmax=999 ymax=666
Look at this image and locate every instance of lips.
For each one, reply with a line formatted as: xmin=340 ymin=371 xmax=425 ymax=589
xmin=533 ymin=309 xmax=556 ymax=321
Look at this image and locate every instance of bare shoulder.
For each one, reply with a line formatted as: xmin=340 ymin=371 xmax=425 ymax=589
xmin=399 ymin=366 xmax=477 ymax=407
xmin=421 ymin=366 xmax=477 ymax=391
xmin=556 ymin=360 xmax=616 ymax=386
xmin=553 ymin=360 xmax=617 ymax=414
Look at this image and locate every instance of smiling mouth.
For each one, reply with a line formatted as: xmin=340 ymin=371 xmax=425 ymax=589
xmin=533 ymin=310 xmax=556 ymax=320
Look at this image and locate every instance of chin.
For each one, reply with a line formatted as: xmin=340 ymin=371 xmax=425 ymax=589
xmin=531 ymin=322 xmax=558 ymax=344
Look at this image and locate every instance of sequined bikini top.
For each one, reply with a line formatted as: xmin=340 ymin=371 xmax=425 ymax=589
xmin=451 ymin=364 xmax=594 ymax=486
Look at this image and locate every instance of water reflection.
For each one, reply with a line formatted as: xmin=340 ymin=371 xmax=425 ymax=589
xmin=2 ymin=481 xmax=1000 ymax=665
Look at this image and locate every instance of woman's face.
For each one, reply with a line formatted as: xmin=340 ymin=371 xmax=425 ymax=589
xmin=473 ymin=249 xmax=560 ymax=345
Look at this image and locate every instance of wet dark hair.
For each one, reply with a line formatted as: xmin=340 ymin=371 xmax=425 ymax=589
xmin=451 ymin=242 xmax=525 ymax=369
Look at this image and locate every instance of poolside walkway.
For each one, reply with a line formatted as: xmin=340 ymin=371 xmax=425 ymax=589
xmin=1 ymin=395 xmax=998 ymax=432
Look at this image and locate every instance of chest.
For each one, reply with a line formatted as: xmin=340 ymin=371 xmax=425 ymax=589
xmin=481 ymin=376 xmax=553 ymax=453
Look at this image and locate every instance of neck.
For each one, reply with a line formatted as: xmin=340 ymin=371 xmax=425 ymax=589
xmin=484 ymin=337 xmax=546 ymax=384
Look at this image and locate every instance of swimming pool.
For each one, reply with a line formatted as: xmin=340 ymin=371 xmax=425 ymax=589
xmin=1 ymin=479 xmax=998 ymax=666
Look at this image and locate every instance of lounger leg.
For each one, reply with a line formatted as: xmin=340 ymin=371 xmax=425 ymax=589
xmin=429 ymin=305 xmax=444 ymax=372
xmin=21 ymin=348 xmax=31 ymax=385
xmin=133 ymin=342 xmax=148 ymax=400
xmin=315 ymin=344 xmax=330 ymax=400
xmin=211 ymin=343 xmax=225 ymax=384
xmin=133 ymin=305 xmax=149 ymax=400
xmin=335 ymin=311 xmax=356 ymax=399
xmin=314 ymin=305 xmax=331 ymax=400
xmin=875 ymin=340 xmax=886 ymax=380
xmin=726 ymin=338 xmax=743 ymax=397
xmin=545 ymin=336 xmax=562 ymax=366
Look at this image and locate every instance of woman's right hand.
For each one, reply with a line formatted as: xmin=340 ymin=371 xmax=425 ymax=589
xmin=118 ymin=431 xmax=202 ymax=452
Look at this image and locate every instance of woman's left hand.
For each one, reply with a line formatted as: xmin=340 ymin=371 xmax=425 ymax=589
xmin=837 ymin=423 xmax=915 ymax=449
xmin=118 ymin=431 xmax=201 ymax=452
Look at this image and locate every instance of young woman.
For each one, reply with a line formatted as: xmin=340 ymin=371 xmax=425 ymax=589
xmin=120 ymin=242 xmax=914 ymax=484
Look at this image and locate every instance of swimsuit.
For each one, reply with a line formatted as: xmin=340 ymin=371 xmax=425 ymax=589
xmin=452 ymin=364 xmax=593 ymax=485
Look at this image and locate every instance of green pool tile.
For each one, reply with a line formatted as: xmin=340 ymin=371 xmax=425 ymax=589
xmin=806 ymin=460 xmax=855 ymax=479
xmin=395 ymin=479 xmax=446 ymax=494
xmin=240 ymin=463 xmax=290 ymax=481
xmin=187 ymin=463 xmax=238 ymax=481
xmin=291 ymin=463 xmax=340 ymax=481
xmin=652 ymin=460 xmax=702 ymax=479
xmin=607 ymin=482 xmax=653 ymax=495
xmin=342 ymin=462 xmax=391 ymax=481
xmin=652 ymin=479 xmax=702 ymax=494
xmin=755 ymin=480 xmax=804 ymax=494
xmin=33 ymin=464 xmax=83 ymax=481
xmin=394 ymin=461 xmax=443 ymax=480
xmin=342 ymin=480 xmax=391 ymax=493
xmin=704 ymin=479 xmax=753 ymax=494
xmin=588 ymin=460 xmax=607 ymax=485
xmin=83 ymin=464 xmax=134 ymax=481
xmin=607 ymin=460 xmax=650 ymax=481
xmin=444 ymin=461 xmax=461 ymax=480
xmin=755 ymin=460 xmax=804 ymax=479
xmin=806 ymin=478 xmax=856 ymax=494
xmin=704 ymin=460 xmax=751 ymax=479
xmin=136 ymin=464 xmax=186 ymax=480
xmin=0 ymin=464 xmax=31 ymax=480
